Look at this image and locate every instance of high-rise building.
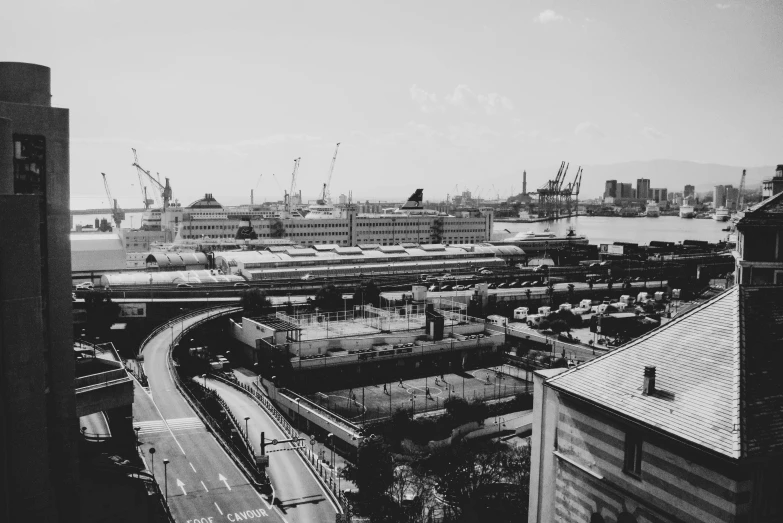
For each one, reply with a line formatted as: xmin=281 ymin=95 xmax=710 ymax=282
xmin=684 ymin=184 xmax=695 ymax=198
xmin=651 ymin=188 xmax=668 ymax=203
xmin=618 ymin=183 xmax=633 ymax=199
xmin=604 ymin=180 xmax=617 ymax=199
xmin=714 ymin=185 xmax=727 ymax=208
xmin=0 ymin=62 xmax=79 ymax=520
xmin=636 ymin=178 xmax=650 ymax=200
xmin=725 ymin=186 xmax=740 ymax=211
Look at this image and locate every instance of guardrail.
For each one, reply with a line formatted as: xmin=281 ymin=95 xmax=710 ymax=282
xmin=138 ymin=305 xmax=241 ymax=358
xmin=208 ymin=373 xmax=349 ymax=511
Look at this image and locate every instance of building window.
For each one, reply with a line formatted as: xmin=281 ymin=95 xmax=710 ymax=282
xmin=12 ymin=134 xmax=46 ymax=195
xmin=623 ymin=432 xmax=643 ymax=477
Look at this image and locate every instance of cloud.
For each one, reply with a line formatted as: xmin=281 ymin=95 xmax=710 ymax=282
xmin=641 ymin=126 xmax=667 ymax=139
xmin=444 ymin=84 xmax=514 ymax=114
xmin=574 ymin=121 xmax=605 ymax=139
xmin=535 ymin=10 xmax=564 ymax=24
xmin=447 ymin=122 xmax=500 ymax=152
xmin=410 ymin=84 xmax=443 ymax=113
xmin=715 ymin=3 xmax=731 ymax=9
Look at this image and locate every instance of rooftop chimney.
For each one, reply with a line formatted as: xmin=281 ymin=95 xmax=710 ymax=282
xmin=643 ymin=366 xmax=656 ymax=395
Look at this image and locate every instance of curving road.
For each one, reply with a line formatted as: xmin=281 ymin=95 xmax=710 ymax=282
xmin=135 ymin=308 xmax=288 ymax=523
xmin=206 ymin=378 xmax=339 ymax=523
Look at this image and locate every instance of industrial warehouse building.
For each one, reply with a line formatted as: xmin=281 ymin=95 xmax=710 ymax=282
xmin=214 ymin=243 xmax=524 ymax=281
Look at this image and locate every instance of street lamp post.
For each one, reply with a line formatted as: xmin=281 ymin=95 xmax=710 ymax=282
xmin=134 ymin=427 xmax=141 ymax=447
xmin=149 ymin=447 xmax=156 ymax=478
xmin=244 ymin=416 xmax=250 ymax=439
xmin=295 ymin=399 xmax=301 ymax=432
xmin=163 ymin=458 xmax=169 ymax=503
xmin=202 ymin=374 xmax=207 ymax=389
xmin=327 ymin=433 xmax=335 ymax=486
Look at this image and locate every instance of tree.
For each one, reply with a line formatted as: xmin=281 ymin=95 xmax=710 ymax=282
xmin=525 ymin=288 xmax=532 ymax=305
xmin=567 ymin=283 xmax=575 ymax=303
xmin=587 ymin=277 xmax=594 ymax=291
xmin=240 ymin=288 xmax=272 ymax=315
xmin=314 ymin=283 xmax=343 ymax=311
xmin=353 ymin=279 xmax=381 ymax=307
xmin=549 ymin=319 xmax=570 ymax=335
xmin=342 ymin=436 xmax=395 ymax=518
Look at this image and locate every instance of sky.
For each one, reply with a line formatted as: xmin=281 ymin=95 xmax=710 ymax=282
xmin=2 ymin=0 xmax=781 ymax=207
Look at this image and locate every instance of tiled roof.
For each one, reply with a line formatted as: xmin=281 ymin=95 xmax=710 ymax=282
xmin=548 ymin=287 xmax=742 ymax=458
xmin=549 ymin=284 xmax=783 ymax=460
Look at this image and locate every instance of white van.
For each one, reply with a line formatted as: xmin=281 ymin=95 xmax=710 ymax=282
xmin=513 ymin=307 xmax=529 ymax=321
xmin=619 ymin=295 xmax=633 ymax=305
xmin=538 ymin=306 xmax=552 ymax=317
xmin=559 ymin=303 xmax=572 ymax=312
xmin=487 ymin=315 xmax=508 ymax=327
xmin=637 ymin=292 xmax=650 ymax=304
xmin=527 ymin=314 xmax=545 ymax=327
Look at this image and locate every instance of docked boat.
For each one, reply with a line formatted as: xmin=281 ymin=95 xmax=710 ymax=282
xmin=679 ymin=204 xmax=694 ymax=219
xmin=645 ymin=201 xmax=660 ymax=217
xmin=712 ymin=207 xmax=730 ymax=222
xmin=495 ymin=227 xmax=589 ymax=253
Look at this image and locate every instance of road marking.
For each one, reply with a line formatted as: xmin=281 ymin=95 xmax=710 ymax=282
xmin=190 ymin=462 xmax=197 ymax=473
xmin=214 ymin=502 xmax=223 ymax=515
xmin=218 ymin=473 xmax=231 ymax=491
xmin=201 ymin=480 xmax=209 ymax=492
xmin=133 ymin=417 xmax=204 ymax=435
xmin=176 ymin=478 xmax=187 ymax=495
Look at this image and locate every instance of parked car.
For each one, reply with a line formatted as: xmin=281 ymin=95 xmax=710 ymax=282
xmin=497 ymin=282 xmax=508 ymax=289
xmin=301 ymin=274 xmax=314 ymax=281
xmin=234 ymin=282 xmax=250 ymax=287
xmin=75 ymin=282 xmax=94 ymax=290
xmin=508 ymin=281 xmax=521 ymax=288
xmin=428 ymin=285 xmax=438 ymax=292
xmin=176 ymin=283 xmax=193 ymax=288
xmin=440 ymin=284 xmax=452 ymax=291
xmin=488 ymin=283 xmax=498 ymax=289
xmin=454 ymin=285 xmax=467 ymax=291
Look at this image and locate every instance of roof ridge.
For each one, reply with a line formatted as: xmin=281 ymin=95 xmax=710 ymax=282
xmin=733 ymin=285 xmax=743 ymax=458
xmin=548 ymin=286 xmax=739 ymax=383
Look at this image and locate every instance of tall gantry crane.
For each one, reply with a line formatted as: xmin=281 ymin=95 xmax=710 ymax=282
xmin=318 ymin=142 xmax=341 ymax=205
xmin=562 ymin=166 xmax=583 ymax=215
xmin=287 ymin=157 xmax=301 ymax=213
xmin=101 ymin=172 xmax=125 ymax=229
xmin=537 ymin=162 xmax=569 ymax=218
xmin=738 ymin=169 xmax=747 ymax=210
xmin=132 ymin=148 xmax=172 ymax=210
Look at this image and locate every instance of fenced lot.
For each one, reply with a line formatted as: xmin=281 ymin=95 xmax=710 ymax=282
xmin=305 ymin=364 xmax=532 ymax=424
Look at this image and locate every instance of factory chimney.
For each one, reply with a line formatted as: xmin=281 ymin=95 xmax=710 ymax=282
xmin=523 ymin=170 xmax=527 ymax=195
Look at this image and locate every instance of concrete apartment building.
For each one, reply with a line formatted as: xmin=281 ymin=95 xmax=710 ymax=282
xmin=683 ymin=185 xmax=695 ymax=199
xmin=762 ymin=165 xmax=783 ymax=198
xmin=528 ymin=190 xmax=783 ymax=523
xmin=650 ymin=188 xmax=667 ymax=204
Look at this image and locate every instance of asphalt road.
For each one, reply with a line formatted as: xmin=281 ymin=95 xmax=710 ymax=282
xmin=206 ymin=378 xmax=339 ymax=523
xmin=135 ymin=309 xmax=289 ymax=523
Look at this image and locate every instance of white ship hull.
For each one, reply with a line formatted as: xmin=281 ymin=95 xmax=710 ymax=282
xmin=679 ymin=206 xmax=694 ymax=218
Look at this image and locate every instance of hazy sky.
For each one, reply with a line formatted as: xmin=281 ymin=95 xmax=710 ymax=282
xmin=3 ymin=0 xmax=781 ymax=207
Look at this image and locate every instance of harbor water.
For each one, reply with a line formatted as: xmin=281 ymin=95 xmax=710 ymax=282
xmin=493 ymin=216 xmax=732 ymax=246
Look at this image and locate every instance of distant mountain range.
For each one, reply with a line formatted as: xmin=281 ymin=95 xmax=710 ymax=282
xmin=574 ymin=160 xmax=778 ymax=198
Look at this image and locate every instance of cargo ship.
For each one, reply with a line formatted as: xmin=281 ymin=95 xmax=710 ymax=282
xmin=679 ymin=204 xmax=694 ymax=219
xmin=645 ymin=201 xmax=660 ymax=217
xmin=712 ymin=207 xmax=730 ymax=222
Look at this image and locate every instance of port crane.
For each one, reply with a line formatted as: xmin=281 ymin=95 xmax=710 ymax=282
xmin=131 ymin=148 xmax=172 ymax=210
xmin=286 ymin=157 xmax=301 ymax=214
xmin=537 ymin=162 xmax=569 ymax=218
xmin=318 ymin=142 xmax=340 ymax=205
xmin=101 ymin=172 xmax=125 ymax=229
xmin=562 ymin=166 xmax=583 ymax=215
xmin=738 ymin=169 xmax=747 ymax=210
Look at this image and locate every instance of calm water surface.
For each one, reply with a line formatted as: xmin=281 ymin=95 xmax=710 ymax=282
xmin=493 ymin=216 xmax=732 ymax=246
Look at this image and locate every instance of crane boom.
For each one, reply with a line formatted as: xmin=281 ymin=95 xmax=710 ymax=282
xmin=101 ymin=172 xmax=125 ymax=229
xmin=321 ymin=142 xmax=340 ymax=204
xmin=131 ymin=149 xmax=172 ymax=209
xmin=287 ymin=157 xmax=301 ymax=213
xmin=132 ymin=148 xmax=154 ymax=209
xmin=738 ymin=169 xmax=747 ymax=210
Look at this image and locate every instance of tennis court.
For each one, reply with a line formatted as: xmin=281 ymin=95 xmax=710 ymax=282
xmin=305 ymin=364 xmax=533 ymax=423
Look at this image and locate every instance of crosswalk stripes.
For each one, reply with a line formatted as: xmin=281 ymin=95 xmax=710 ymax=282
xmin=133 ymin=417 xmax=204 ymax=435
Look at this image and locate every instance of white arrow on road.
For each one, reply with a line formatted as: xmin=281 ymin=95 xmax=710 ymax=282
xmin=176 ymin=479 xmax=187 ymax=496
xmin=218 ymin=473 xmax=231 ymax=491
